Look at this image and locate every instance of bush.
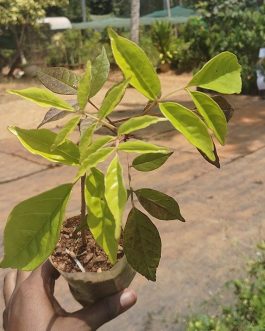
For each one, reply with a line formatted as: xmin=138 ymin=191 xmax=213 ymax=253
xmin=186 ymin=242 xmax=265 ymax=331
xmin=46 ymin=29 xmax=104 ymax=67
xmin=177 ymin=0 xmax=265 ymax=94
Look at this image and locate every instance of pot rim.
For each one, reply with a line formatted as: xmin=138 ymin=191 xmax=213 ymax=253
xmin=50 ymin=254 xmax=135 ymax=282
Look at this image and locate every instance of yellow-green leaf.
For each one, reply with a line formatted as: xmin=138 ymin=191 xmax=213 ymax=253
xmin=105 ymin=155 xmax=127 ymax=240
xmin=124 ymin=207 xmax=161 ymax=281
xmin=9 ymin=126 xmax=79 ymax=166
xmin=189 ymin=91 xmax=227 ymax=145
xmin=159 ymin=102 xmax=215 ymax=161
xmin=80 ymin=135 xmax=114 ymax=163
xmin=118 ymin=115 xmax=165 ymax=136
xmin=0 ymin=183 xmax=73 ymax=270
xmin=187 ymin=52 xmax=242 ymax=94
xmin=52 ymin=116 xmax=80 ymax=150
xmin=108 ymin=28 xmax=161 ymax=100
xmin=98 ymin=79 xmax=129 ymax=120
xmin=79 ymin=124 xmax=96 ymax=162
xmin=118 ymin=140 xmax=169 ymax=154
xmin=76 ymin=147 xmax=114 ymax=179
xmin=85 ymin=168 xmax=117 ymax=264
xmin=8 ymin=88 xmax=75 ymax=111
xmin=90 ymin=47 xmax=110 ymax=98
xmin=78 ymin=61 xmax=92 ymax=110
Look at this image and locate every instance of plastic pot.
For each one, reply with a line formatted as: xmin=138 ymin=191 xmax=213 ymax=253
xmin=50 ymin=255 xmax=136 ymax=307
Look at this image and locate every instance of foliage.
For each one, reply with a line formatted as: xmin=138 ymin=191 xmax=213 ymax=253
xmin=0 ymin=0 xmax=68 ymax=26
xmin=187 ymin=242 xmax=265 ymax=331
xmin=112 ymin=0 xmax=163 ymax=17
xmin=47 ymin=29 xmax=104 ymax=67
xmin=90 ymin=0 xmax=112 ymax=15
xmin=178 ymin=0 xmax=265 ymax=94
xmin=151 ymin=21 xmax=178 ymax=66
xmin=0 ymin=0 xmax=69 ymax=75
xmin=0 ymin=30 xmax=241 ymax=281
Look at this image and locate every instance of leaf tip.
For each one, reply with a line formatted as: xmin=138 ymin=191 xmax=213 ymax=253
xmin=108 ymin=27 xmax=117 ymax=40
xmin=8 ymin=126 xmax=16 ymax=135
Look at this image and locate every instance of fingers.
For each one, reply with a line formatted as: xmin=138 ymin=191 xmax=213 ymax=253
xmin=72 ymin=288 xmax=137 ymax=330
xmin=30 ymin=260 xmax=60 ymax=287
xmin=29 ymin=261 xmax=65 ymax=315
xmin=3 ymin=271 xmax=16 ymax=306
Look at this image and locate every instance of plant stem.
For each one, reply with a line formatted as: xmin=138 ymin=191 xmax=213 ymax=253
xmin=160 ymin=85 xmax=187 ymax=101
xmin=80 ymin=175 xmax=87 ymax=246
xmin=85 ymin=112 xmax=117 ymax=134
xmin=127 ymin=155 xmax=135 ymax=207
xmin=88 ymin=100 xmax=116 ymax=127
xmin=143 ymin=100 xmax=158 ymax=114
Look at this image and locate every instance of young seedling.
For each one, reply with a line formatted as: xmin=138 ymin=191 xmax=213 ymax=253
xmin=0 ymin=29 xmax=241 ymax=283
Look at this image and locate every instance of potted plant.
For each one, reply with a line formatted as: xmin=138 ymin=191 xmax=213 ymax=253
xmin=0 ymin=29 xmax=242 ymax=306
xmin=151 ymin=21 xmax=176 ymax=72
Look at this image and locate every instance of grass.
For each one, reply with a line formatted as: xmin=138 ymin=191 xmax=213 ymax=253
xmin=186 ymin=242 xmax=265 ymax=331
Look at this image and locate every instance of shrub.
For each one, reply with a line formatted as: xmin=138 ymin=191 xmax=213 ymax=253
xmin=46 ymin=29 xmax=103 ymax=67
xmin=187 ymin=243 xmax=265 ymax=331
xmin=178 ymin=0 xmax=265 ymax=94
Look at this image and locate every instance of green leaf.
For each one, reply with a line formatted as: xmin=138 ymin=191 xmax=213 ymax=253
xmin=51 ymin=116 xmax=80 ymax=150
xmin=76 ymin=147 xmax=114 ymax=179
xmin=37 ymin=67 xmax=79 ymax=95
xmin=98 ymin=79 xmax=129 ymax=120
xmin=189 ymin=91 xmax=227 ymax=145
xmin=80 ymin=135 xmax=114 ymax=162
xmin=105 ymin=155 xmax=127 ymax=240
xmin=118 ymin=140 xmax=169 ymax=154
xmin=80 ymin=118 xmax=97 ymax=136
xmin=135 ymin=188 xmax=185 ymax=221
xmin=159 ymin=102 xmax=215 ymax=161
xmin=90 ymin=47 xmax=110 ymax=98
xmin=77 ymin=61 xmax=92 ymax=111
xmin=0 ymin=183 xmax=73 ymax=270
xmin=132 ymin=152 xmax=173 ymax=172
xmin=187 ymin=52 xmax=242 ymax=94
xmin=118 ymin=115 xmax=165 ymax=136
xmin=85 ymin=168 xmax=117 ymax=264
xmin=9 ymin=127 xmax=79 ymax=166
xmin=8 ymin=88 xmax=75 ymax=111
xmin=37 ymin=108 xmax=71 ymax=129
xmin=124 ymin=207 xmax=161 ymax=281
xmin=108 ymin=28 xmax=161 ymax=100
xmin=79 ymin=124 xmax=96 ymax=162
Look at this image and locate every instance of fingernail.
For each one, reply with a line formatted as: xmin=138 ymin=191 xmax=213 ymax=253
xmin=120 ymin=291 xmax=136 ymax=308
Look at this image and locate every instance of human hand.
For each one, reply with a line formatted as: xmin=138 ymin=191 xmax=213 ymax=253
xmin=3 ymin=261 xmax=137 ymax=331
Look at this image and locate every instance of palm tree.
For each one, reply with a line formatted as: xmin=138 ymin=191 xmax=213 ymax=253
xmin=130 ymin=0 xmax=140 ymax=43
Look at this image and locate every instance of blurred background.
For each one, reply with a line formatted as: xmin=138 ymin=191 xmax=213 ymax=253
xmin=1 ymin=0 xmax=265 ymax=95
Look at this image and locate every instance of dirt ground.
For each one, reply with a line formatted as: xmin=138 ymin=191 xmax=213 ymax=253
xmin=0 ymin=72 xmax=265 ymax=331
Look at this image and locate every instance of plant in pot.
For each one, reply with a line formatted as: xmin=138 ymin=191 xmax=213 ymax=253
xmin=151 ymin=21 xmax=177 ymax=72
xmin=0 ymin=29 xmax=242 ymax=307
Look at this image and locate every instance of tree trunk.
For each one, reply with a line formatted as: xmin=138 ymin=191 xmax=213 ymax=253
xmin=130 ymin=0 xmax=140 ymax=44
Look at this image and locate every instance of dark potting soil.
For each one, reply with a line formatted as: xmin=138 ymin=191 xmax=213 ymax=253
xmin=51 ymin=215 xmax=124 ymax=273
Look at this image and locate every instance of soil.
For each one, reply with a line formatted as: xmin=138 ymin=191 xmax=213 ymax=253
xmin=51 ymin=215 xmax=124 ymax=273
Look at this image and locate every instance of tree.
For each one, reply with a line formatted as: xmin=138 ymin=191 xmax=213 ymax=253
xmin=0 ymin=0 xmax=68 ymax=75
xmin=130 ymin=0 xmax=140 ymax=43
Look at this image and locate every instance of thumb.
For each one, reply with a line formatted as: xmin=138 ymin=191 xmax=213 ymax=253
xmin=71 ymin=288 xmax=137 ymax=330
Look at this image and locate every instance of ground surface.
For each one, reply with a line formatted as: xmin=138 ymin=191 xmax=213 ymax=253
xmin=0 ymin=72 xmax=265 ymax=330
